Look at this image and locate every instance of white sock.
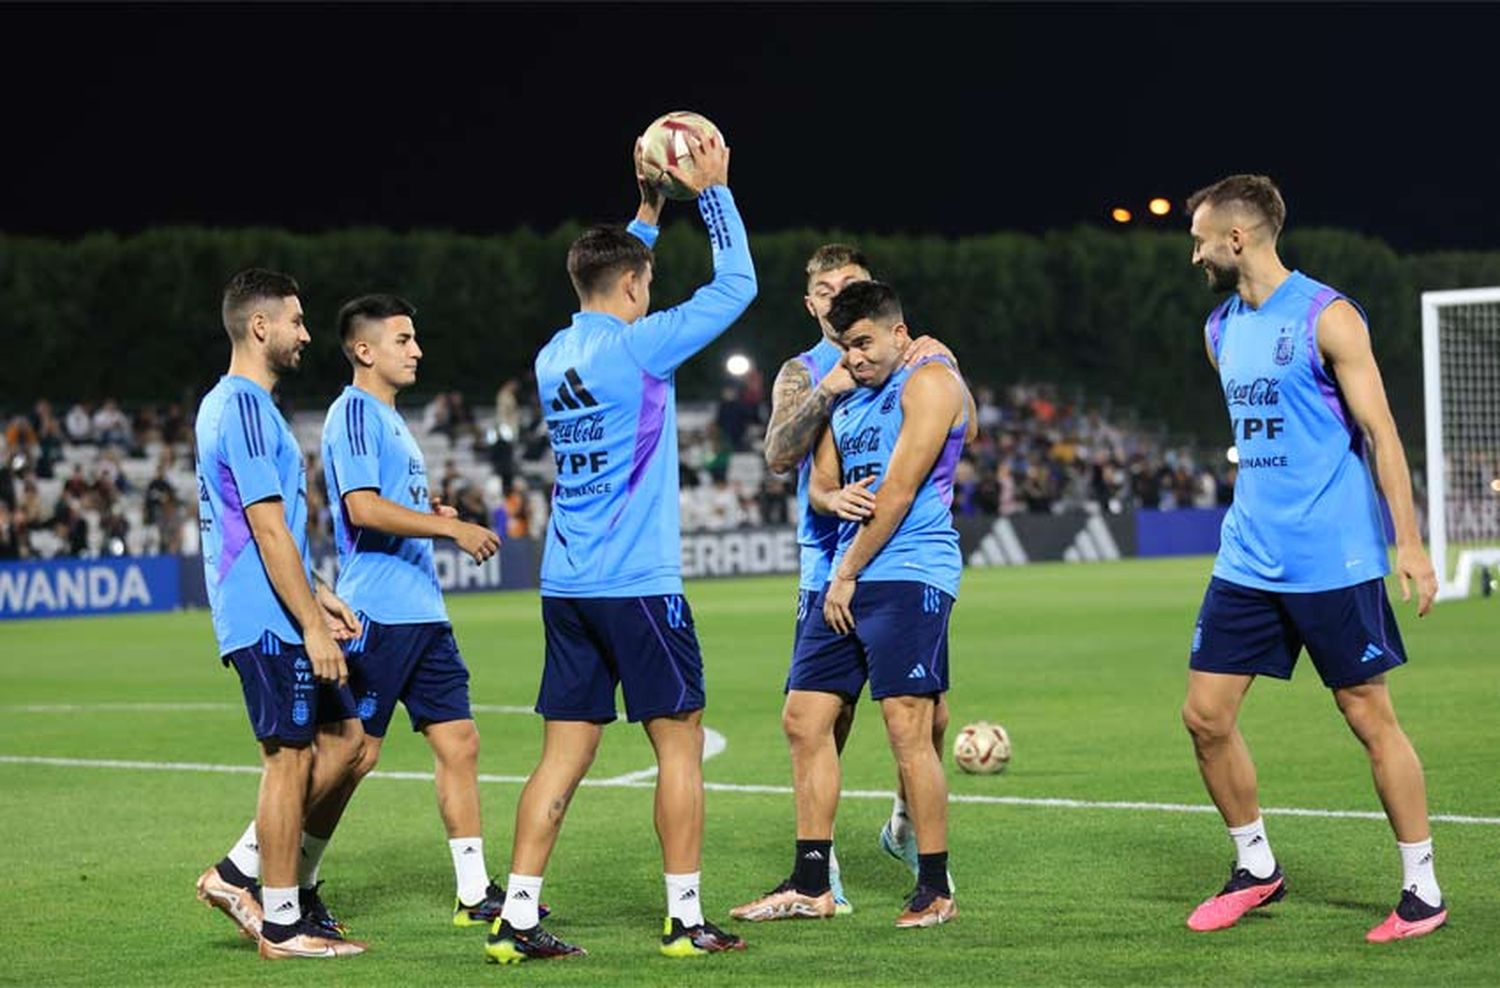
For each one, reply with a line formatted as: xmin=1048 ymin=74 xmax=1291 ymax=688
xmin=450 ymin=837 xmax=490 ymax=906
xmin=665 ymin=871 xmax=704 ymax=927
xmin=890 ymin=797 xmax=912 ymax=841
xmin=1398 ymin=838 xmax=1442 ymax=907
xmin=1228 ymin=818 xmax=1276 ymax=879
xmin=226 ymin=821 xmax=260 ymax=879
xmin=499 ymin=873 xmax=543 ymax=930
xmin=262 ymin=886 xmax=301 ymax=928
xmin=298 ymin=832 xmax=330 ymax=888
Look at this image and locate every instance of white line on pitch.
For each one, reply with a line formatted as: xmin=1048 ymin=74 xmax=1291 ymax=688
xmin=3 ymin=754 xmax=1497 ymax=827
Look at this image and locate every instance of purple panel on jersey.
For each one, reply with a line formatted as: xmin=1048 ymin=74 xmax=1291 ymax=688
xmin=931 ymin=426 xmax=967 ymax=507
xmin=216 ymin=460 xmax=252 ymax=584
xmin=1206 ymin=298 xmax=1231 ymax=360
xmin=626 ymin=373 xmax=668 ymax=495
xmin=1303 ymin=286 xmax=1359 ymax=449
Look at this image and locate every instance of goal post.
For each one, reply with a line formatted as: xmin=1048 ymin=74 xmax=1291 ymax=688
xmin=1421 ymin=287 xmax=1500 ymax=600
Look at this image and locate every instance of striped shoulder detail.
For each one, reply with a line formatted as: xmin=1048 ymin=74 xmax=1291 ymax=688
xmin=235 ymin=392 xmax=267 ymax=457
xmin=345 ymin=396 xmax=370 ymax=456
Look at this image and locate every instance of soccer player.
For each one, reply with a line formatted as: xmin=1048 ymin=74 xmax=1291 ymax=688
xmin=734 ymin=247 xmax=966 ymax=921
xmin=802 ymin=280 xmax=967 ymax=928
xmin=308 ymin=293 xmax=510 ymax=927
xmin=192 ymin=268 xmax=368 ymax=959
xmin=1180 ymin=175 xmax=1445 ymax=942
xmin=483 ymin=131 xmax=755 ymax=963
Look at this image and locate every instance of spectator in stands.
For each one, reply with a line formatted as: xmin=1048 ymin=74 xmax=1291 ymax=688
xmin=157 ymin=494 xmax=186 ymax=555
xmin=756 ymin=474 xmax=790 ymax=527
xmin=0 ymin=502 xmax=19 ymax=559
xmin=92 ymin=399 xmax=132 ymax=450
xmin=455 ymin=484 xmax=488 ymax=527
xmin=439 ymin=458 xmax=462 ymax=504
xmin=447 ymin=390 xmax=477 ymax=443
xmin=5 ymin=415 xmax=38 ymax=458
xmin=102 ymin=506 xmax=130 ymax=557
xmin=161 ymin=402 xmax=188 ymax=446
xmin=504 ymin=477 xmax=532 ymax=539
xmin=144 ymin=457 xmax=176 ymax=525
xmin=423 ymin=391 xmax=452 ymax=438
xmin=65 ymin=402 xmax=93 ymax=443
xmin=50 ymin=494 xmax=89 ymax=556
xmin=63 ymin=464 xmax=89 ymax=502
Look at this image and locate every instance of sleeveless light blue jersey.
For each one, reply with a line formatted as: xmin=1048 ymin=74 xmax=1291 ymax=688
xmin=794 ymin=338 xmax=845 ymax=591
xmin=538 ymin=186 xmax=756 ymax=597
xmin=322 ymin=386 xmax=447 ymax=625
xmin=1206 ymin=270 xmax=1389 ymax=592
xmin=828 ymin=359 xmax=965 ymax=598
xmin=194 ymin=375 xmax=311 ymax=655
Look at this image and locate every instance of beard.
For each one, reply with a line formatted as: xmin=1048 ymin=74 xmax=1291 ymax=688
xmin=1201 ymin=259 xmax=1238 ymax=293
xmin=267 ymin=338 xmax=304 ymax=374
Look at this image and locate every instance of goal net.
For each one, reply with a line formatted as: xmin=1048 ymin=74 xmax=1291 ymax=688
xmin=1422 ymin=288 xmax=1500 ymax=600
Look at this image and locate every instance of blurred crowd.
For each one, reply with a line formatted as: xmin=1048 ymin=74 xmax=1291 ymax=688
xmin=2 ymin=378 xmax=1237 ymax=561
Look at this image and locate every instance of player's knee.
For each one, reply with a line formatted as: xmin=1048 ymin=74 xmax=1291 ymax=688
xmin=1181 ymin=701 xmax=1232 ymax=744
xmin=352 ymin=740 xmax=381 ymax=779
xmin=782 ymin=702 xmax=833 ymax=751
xmin=881 ymin=699 xmax=930 ymax=751
xmin=437 ymin=722 xmax=482 ymax=767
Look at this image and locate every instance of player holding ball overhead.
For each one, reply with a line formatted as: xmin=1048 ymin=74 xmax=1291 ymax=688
xmin=485 ymin=117 xmax=756 ymax=963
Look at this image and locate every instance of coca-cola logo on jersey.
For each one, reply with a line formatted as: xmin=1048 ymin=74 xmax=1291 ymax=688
xmin=1224 ymin=377 xmax=1281 ymax=407
xmin=548 ymin=412 xmax=606 ymax=445
xmin=838 ymin=425 xmax=883 ymax=457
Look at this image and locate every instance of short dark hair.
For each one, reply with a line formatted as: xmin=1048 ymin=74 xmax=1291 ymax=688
xmin=566 ymin=225 xmax=653 ymax=299
xmin=825 ymin=280 xmax=903 ymax=336
xmin=1185 ymin=174 xmax=1287 ymax=237
xmin=337 ymin=293 xmax=417 ymax=347
xmin=222 ymin=268 xmax=300 ymax=341
xmin=805 ymin=243 xmax=870 ymax=285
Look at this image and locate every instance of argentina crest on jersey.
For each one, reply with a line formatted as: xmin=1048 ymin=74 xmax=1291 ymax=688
xmin=1273 ymin=328 xmax=1296 ymax=366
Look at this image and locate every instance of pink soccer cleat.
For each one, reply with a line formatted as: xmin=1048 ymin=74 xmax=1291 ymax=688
xmin=1366 ymin=890 xmax=1447 ymax=943
xmin=1187 ymin=866 xmax=1285 ymax=932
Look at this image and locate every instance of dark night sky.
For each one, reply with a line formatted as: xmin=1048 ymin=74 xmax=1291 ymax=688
xmin=5 ymin=2 xmax=1498 ymax=252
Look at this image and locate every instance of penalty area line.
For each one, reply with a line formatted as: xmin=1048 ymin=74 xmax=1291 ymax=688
xmin=2 ymin=754 xmax=1497 ymax=827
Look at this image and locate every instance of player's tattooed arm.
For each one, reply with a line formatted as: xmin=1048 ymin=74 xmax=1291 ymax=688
xmin=763 ymin=357 xmax=849 ymax=474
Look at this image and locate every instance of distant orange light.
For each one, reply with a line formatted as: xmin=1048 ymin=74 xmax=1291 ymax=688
xmin=1149 ymin=197 xmax=1171 ymax=216
xmin=1111 ymin=207 xmax=1132 ymax=224
xmin=1490 ymin=477 xmax=1500 ymax=494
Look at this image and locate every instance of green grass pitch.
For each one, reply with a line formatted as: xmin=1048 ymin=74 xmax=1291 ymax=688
xmin=1 ymin=556 xmax=1496 ymax=986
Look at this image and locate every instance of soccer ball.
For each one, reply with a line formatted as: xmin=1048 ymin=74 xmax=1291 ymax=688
xmin=639 ymin=111 xmax=724 ymax=201
xmin=953 ymin=721 xmax=1011 ymax=775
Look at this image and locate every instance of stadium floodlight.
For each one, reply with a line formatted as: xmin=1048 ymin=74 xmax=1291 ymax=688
xmin=1421 ymin=286 xmax=1500 ymax=600
xmin=1148 ymin=197 xmax=1172 ymax=216
xmin=1110 ymin=207 xmax=1132 ymax=224
xmin=725 ymin=354 xmax=752 ymax=377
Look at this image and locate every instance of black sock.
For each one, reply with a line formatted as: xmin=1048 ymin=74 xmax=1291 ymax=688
xmin=792 ymin=839 xmax=832 ymax=896
xmin=918 ymin=852 xmax=950 ymax=896
xmin=216 ymin=856 xmax=255 ymax=889
xmin=261 ymin=919 xmax=298 ymax=943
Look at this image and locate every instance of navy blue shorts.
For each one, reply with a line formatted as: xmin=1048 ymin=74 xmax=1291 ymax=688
xmin=539 ymin=594 xmax=705 ymax=723
xmin=344 ymin=619 xmax=472 ymax=737
xmin=1190 ymin=576 xmax=1407 ymax=689
xmin=789 ymin=581 xmax=952 ymax=701
xmin=225 ymin=632 xmax=359 ymax=745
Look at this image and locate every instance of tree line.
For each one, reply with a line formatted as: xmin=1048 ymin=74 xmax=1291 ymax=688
xmin=2 ymin=224 xmax=1496 ymax=453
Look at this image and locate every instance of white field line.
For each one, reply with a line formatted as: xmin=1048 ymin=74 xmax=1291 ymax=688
xmin=2 ymin=754 xmax=1498 ymax=827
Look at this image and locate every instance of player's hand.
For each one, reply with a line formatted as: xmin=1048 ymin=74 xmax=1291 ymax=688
xmin=306 ymin=627 xmax=349 ymax=687
xmin=635 ymin=136 xmax=666 ymax=219
xmin=451 ymin=520 xmax=501 ymax=565
xmin=315 ymin=583 xmax=361 ymax=642
xmin=823 ymin=574 xmax=857 ymax=635
xmin=904 ymin=334 xmax=957 ymax=369
xmin=1395 ymin=542 xmax=1438 ymax=617
xmin=829 ymin=475 xmax=877 ymax=522
xmin=430 ymin=496 xmax=459 ymax=519
xmin=818 ymin=360 xmax=857 ymax=398
xmin=666 ymin=130 xmax=729 ymax=195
